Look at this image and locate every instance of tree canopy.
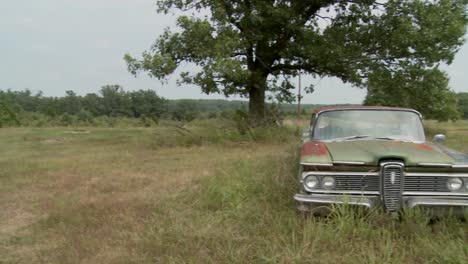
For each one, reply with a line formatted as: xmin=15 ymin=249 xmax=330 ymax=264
xmin=364 ymin=67 xmax=460 ymax=121
xmin=125 ymin=0 xmax=467 ymax=122
xmin=457 ymin=92 xmax=468 ymax=119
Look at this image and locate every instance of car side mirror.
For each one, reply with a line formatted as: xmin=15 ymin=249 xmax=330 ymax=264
xmin=433 ymin=134 xmax=446 ymax=143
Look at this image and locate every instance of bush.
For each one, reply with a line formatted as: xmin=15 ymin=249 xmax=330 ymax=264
xmin=0 ymin=101 xmax=19 ymax=127
xmin=59 ymin=113 xmax=75 ymax=126
xmin=77 ymin=110 xmax=94 ymax=124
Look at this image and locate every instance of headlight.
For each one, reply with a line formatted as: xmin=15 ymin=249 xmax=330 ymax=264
xmin=304 ymin=175 xmax=319 ymax=189
xmin=322 ymin=176 xmax=336 ymax=190
xmin=447 ymin=177 xmax=463 ymax=191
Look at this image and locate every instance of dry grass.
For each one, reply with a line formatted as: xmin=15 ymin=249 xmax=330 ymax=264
xmin=1 ymin=120 xmax=468 ymax=263
xmin=0 ymin=126 xmax=289 ymax=263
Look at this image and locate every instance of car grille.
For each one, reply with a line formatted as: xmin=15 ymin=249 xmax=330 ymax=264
xmin=333 ymin=175 xmax=379 ymax=192
xmin=404 ymin=176 xmax=448 ymax=192
xmin=382 ymin=163 xmax=404 ymax=212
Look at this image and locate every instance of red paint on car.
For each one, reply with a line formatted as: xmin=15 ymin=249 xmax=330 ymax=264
xmin=415 ymin=143 xmax=434 ymax=151
xmin=301 ymin=141 xmax=329 ymax=156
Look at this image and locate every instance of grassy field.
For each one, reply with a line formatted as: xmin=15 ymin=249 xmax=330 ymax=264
xmin=1 ymin=120 xmax=468 ymax=263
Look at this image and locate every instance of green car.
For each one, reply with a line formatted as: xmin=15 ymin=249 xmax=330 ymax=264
xmin=295 ymin=106 xmax=468 ymax=216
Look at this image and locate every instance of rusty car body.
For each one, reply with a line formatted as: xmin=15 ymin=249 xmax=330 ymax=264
xmin=295 ymin=106 xmax=468 ymax=216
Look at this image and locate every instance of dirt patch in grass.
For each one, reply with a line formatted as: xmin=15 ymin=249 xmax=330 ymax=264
xmin=40 ymin=138 xmax=64 ymax=144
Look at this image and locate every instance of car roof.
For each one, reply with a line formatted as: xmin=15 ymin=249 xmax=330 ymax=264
xmin=313 ymin=105 xmax=422 ymax=117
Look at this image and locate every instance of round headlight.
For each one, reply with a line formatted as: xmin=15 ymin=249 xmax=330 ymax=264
xmin=304 ymin=175 xmax=319 ymax=189
xmin=447 ymin=177 xmax=463 ymax=191
xmin=322 ymin=176 xmax=336 ymax=190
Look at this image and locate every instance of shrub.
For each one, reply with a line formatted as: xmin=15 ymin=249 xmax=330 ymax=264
xmin=0 ymin=101 xmax=19 ymax=127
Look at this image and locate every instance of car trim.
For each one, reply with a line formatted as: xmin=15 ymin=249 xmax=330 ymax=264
xmin=403 ymin=192 xmax=468 ymax=196
xmin=452 ymin=164 xmax=468 ymax=168
xmin=302 ymin=172 xmax=468 ymax=177
xmin=404 ymin=197 xmax=468 ymax=208
xmin=380 ymin=161 xmax=405 ymax=167
xmin=333 ymin=161 xmax=366 ymax=165
xmin=305 ymin=190 xmax=380 ymax=195
xmin=295 ymin=194 xmax=468 ymax=209
xmin=317 ymin=139 xmax=426 ymax=143
xmin=294 ymin=193 xmax=377 ymax=208
xmin=302 ymin=171 xmax=379 ymax=177
xmin=300 ymin=162 xmax=333 ymax=166
xmin=315 ymin=108 xmax=423 ymax=119
xmin=418 ymin=162 xmax=453 ymax=167
xmin=416 ymin=163 xmax=468 ymax=168
xmin=406 ymin=172 xmax=468 ymax=177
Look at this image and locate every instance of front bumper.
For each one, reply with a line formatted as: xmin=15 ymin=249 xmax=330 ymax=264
xmin=294 ymin=193 xmax=468 ymax=216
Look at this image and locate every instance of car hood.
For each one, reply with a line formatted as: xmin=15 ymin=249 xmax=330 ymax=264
xmin=301 ymin=140 xmax=468 ymax=166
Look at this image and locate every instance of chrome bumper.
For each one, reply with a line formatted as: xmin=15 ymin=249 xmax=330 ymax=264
xmin=294 ymin=193 xmax=379 ymax=208
xmin=403 ymin=196 xmax=468 ymax=208
xmin=295 ymin=193 xmax=468 ymax=215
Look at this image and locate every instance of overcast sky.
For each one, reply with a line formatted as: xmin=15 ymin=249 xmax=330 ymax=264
xmin=1 ymin=0 xmax=467 ymax=104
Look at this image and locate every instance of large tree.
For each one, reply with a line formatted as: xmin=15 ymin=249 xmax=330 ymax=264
xmin=364 ymin=67 xmax=460 ymax=121
xmin=125 ymin=0 xmax=467 ymax=123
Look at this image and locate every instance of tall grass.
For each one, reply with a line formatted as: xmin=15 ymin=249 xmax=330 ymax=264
xmin=2 ymin=120 xmax=468 ymax=263
xmin=130 ymin=147 xmax=468 ymax=263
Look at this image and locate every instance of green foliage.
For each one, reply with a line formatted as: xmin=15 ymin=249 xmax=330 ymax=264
xmin=168 ymin=99 xmax=200 ymax=121
xmin=62 ymin=90 xmax=82 ymax=115
xmin=130 ymin=90 xmax=168 ymax=118
xmin=0 ymin=100 xmax=19 ymax=127
xmin=99 ymin=85 xmax=132 ymax=117
xmin=364 ymin=67 xmax=461 ymax=121
xmin=81 ymin=93 xmax=103 ymax=116
xmin=59 ymin=113 xmax=75 ymax=126
xmin=126 ymin=0 xmax=468 ymax=120
xmin=0 ymin=86 xmax=170 ymax=126
xmin=457 ymin=92 xmax=468 ymax=119
xmin=76 ymin=109 xmax=94 ymax=124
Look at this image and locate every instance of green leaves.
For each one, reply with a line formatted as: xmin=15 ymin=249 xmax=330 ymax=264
xmin=0 ymin=100 xmax=19 ymax=127
xmin=364 ymin=66 xmax=460 ymax=121
xmin=126 ymin=0 xmax=468 ymax=119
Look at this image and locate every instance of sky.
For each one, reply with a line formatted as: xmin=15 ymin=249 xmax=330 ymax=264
xmin=1 ymin=0 xmax=467 ymax=104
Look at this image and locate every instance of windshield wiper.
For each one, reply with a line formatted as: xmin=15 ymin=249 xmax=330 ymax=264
xmin=374 ymin=137 xmax=415 ymax=142
xmin=331 ymin=135 xmax=369 ymax=141
xmin=332 ymin=135 xmax=413 ymax=142
xmin=373 ymin=137 xmax=396 ymax=140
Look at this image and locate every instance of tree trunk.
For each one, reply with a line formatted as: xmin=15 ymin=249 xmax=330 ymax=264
xmin=247 ymin=70 xmax=268 ymax=125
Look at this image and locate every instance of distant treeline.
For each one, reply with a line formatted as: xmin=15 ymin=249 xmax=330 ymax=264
xmin=0 ymin=85 xmax=323 ymax=127
xmin=4 ymin=85 xmax=466 ymax=127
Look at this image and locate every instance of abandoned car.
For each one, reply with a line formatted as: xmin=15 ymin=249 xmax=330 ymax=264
xmin=295 ymin=106 xmax=468 ymax=216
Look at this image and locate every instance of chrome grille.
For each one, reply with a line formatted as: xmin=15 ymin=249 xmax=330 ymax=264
xmin=334 ymin=175 xmax=379 ymax=192
xmin=404 ymin=176 xmax=447 ymax=192
xmin=382 ymin=163 xmax=403 ymax=212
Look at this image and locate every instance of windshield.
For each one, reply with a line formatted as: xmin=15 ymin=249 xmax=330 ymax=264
xmin=313 ymin=110 xmax=425 ymax=141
